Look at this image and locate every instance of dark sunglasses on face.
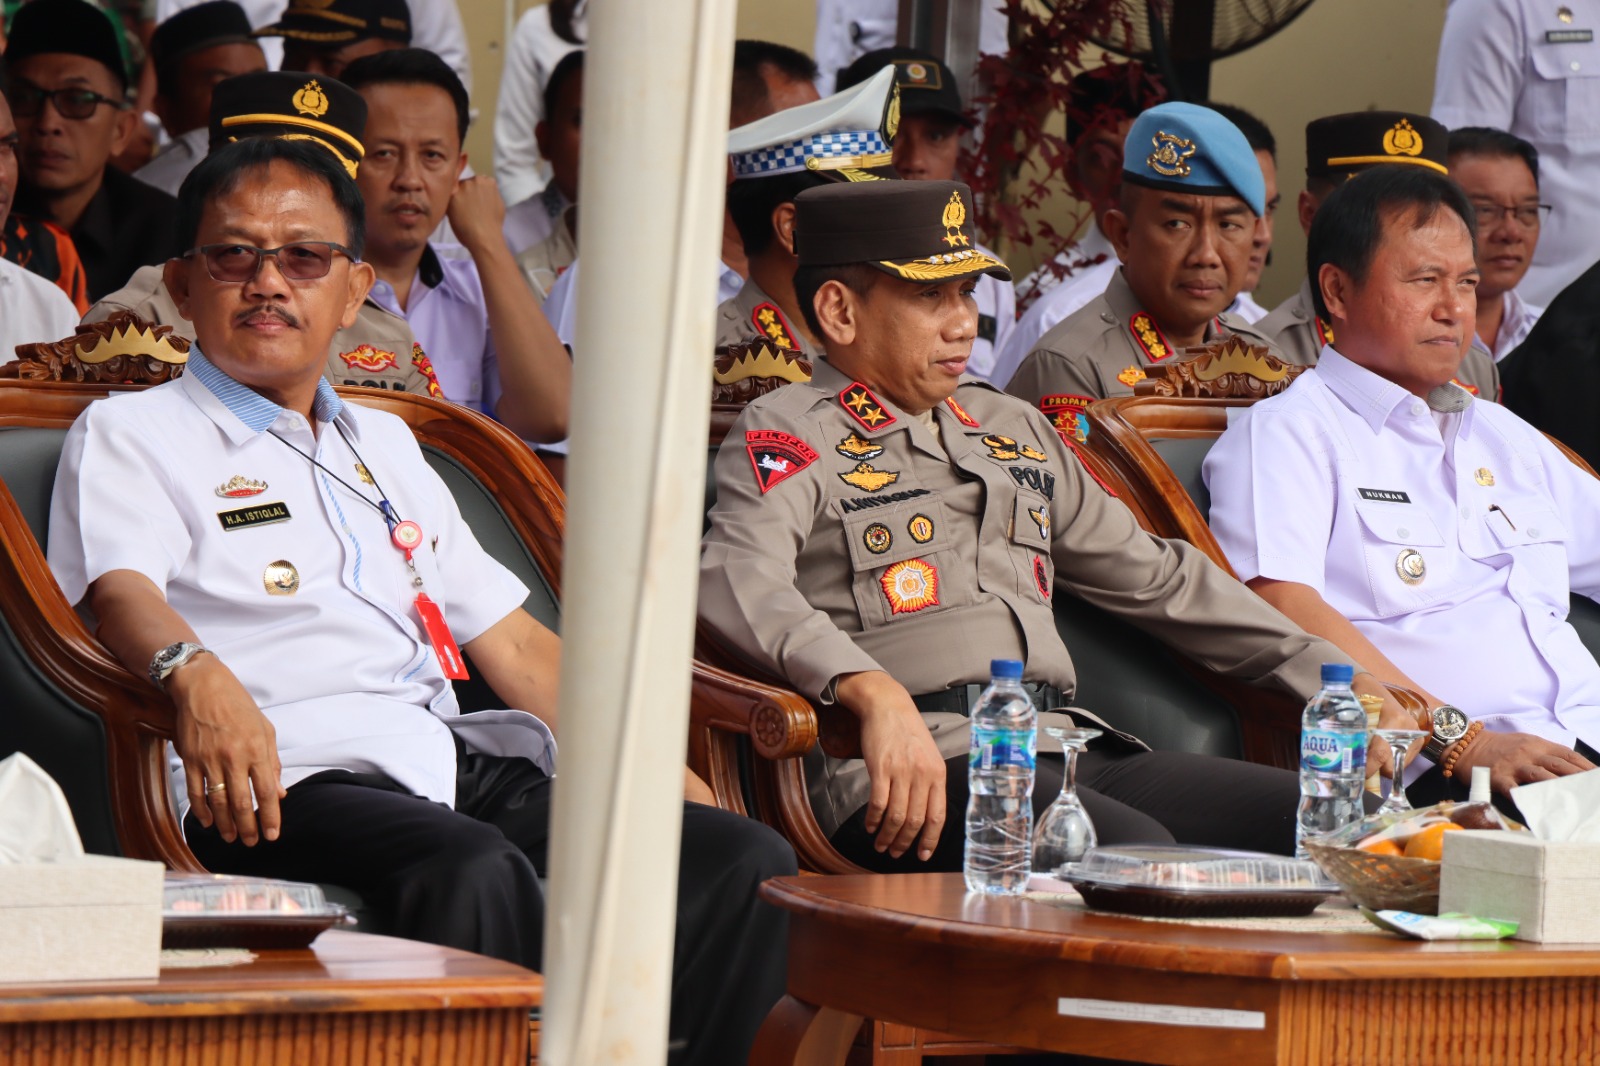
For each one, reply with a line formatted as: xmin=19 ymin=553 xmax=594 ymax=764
xmin=182 ymin=242 xmax=356 ymax=283
xmin=7 ymin=82 xmax=127 ymax=120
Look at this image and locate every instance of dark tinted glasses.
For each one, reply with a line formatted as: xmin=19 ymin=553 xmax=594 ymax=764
xmin=8 ymin=83 xmax=127 ymax=119
xmin=183 ymin=242 xmax=356 ymax=283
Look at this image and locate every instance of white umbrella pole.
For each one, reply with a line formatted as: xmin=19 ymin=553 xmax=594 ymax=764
xmin=538 ymin=0 xmax=737 ymax=1062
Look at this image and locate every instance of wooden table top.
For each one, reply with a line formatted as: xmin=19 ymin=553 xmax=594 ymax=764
xmin=762 ymin=873 xmax=1600 ymax=981
xmin=0 ymin=930 xmax=542 ymax=1023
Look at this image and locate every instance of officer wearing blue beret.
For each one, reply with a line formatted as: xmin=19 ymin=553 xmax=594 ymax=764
xmin=1006 ymin=102 xmax=1282 ymax=426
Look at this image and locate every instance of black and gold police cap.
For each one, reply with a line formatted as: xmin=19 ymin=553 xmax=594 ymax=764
xmin=5 ymin=0 xmax=130 ymax=90
xmin=150 ymin=1 xmax=258 ymax=73
xmin=208 ymin=71 xmax=367 ymax=178
xmin=835 ymin=47 xmax=976 ymax=129
xmin=793 ymin=180 xmax=1010 ymax=283
xmin=1306 ymin=111 xmax=1449 ymax=180
xmin=255 ymin=0 xmax=411 ymax=45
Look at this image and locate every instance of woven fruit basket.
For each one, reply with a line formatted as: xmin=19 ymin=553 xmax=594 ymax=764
xmin=1304 ymin=841 xmax=1440 ymax=914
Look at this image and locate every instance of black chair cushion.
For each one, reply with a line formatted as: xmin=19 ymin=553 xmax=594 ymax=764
xmin=1149 ymin=436 xmax=1215 ymax=519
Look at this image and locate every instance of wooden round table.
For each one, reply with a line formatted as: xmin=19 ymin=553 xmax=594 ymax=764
xmin=752 ymin=872 xmax=1600 ymax=1065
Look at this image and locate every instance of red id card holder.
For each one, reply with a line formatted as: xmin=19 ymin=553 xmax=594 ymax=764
xmin=414 ymin=592 xmax=469 ymax=679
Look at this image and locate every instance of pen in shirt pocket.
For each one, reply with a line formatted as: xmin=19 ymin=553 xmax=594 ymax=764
xmin=1489 ymin=503 xmax=1515 ymax=531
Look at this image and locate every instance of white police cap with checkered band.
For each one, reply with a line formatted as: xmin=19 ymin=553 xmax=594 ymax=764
xmin=728 ymin=64 xmax=898 ymax=180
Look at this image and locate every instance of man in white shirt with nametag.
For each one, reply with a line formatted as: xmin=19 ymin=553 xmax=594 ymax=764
xmin=47 ymin=134 xmax=792 ymax=1066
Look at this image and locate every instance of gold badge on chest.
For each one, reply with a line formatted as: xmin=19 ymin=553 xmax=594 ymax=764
xmin=264 ymin=559 xmax=300 ymax=596
xmin=1396 ymin=549 xmax=1426 ymax=586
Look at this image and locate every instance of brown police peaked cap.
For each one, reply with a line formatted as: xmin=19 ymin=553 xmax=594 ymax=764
xmin=1306 ymin=111 xmax=1449 ymax=180
xmin=793 ymin=179 xmax=1010 ymax=283
xmin=208 ymin=71 xmax=367 ymax=178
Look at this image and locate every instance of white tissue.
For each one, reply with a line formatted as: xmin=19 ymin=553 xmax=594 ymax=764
xmin=1510 ymin=770 xmax=1600 ymax=843
xmin=0 ymin=752 xmax=85 ymax=863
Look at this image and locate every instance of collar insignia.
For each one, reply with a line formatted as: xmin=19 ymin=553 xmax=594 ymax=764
xmin=835 ymin=432 xmax=884 ymax=460
xmin=411 ymin=344 xmax=444 ymax=398
xmin=1147 ymin=130 xmax=1196 ymax=177
xmin=944 ymin=395 xmax=980 ymax=427
xmin=751 ymin=302 xmax=799 ymax=351
xmin=745 ymin=430 xmax=819 ymax=494
xmin=839 ymin=462 xmax=900 ymax=492
xmin=1315 ymin=316 xmax=1336 ymax=347
xmin=839 ymin=382 xmax=897 ymax=431
xmin=1129 ymin=312 xmax=1172 ymax=362
xmin=1039 ymin=393 xmax=1094 ymax=444
xmin=215 ymin=475 xmax=267 ymax=498
xmin=1451 ymin=377 xmax=1479 ymax=396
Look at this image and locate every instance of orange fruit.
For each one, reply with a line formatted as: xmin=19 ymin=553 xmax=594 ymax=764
xmin=1359 ymin=837 xmax=1404 ymax=857
xmin=1402 ymin=822 xmax=1463 ymax=861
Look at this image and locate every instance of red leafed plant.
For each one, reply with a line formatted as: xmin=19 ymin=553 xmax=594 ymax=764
xmin=966 ymin=0 xmax=1157 ymax=295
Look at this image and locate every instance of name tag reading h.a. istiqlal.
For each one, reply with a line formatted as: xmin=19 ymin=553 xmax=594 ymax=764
xmin=217 ymin=501 xmax=291 ymax=531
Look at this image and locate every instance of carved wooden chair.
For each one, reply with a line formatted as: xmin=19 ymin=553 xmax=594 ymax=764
xmin=1 ymin=314 xmax=190 ymax=384
xmin=0 ymin=373 xmax=810 ymax=872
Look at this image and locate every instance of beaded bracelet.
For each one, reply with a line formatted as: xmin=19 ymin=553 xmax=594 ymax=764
xmin=1441 ymin=721 xmax=1486 ymax=779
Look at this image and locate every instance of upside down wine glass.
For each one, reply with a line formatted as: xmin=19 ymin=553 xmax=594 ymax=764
xmin=1374 ymin=728 xmax=1431 ymax=815
xmin=1031 ymin=725 xmax=1101 ymax=875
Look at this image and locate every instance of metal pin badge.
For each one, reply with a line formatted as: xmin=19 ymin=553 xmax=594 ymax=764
xmin=1475 ymin=467 xmax=1495 ymax=487
xmin=264 ymin=559 xmax=300 ymax=595
xmin=1396 ymin=549 xmax=1426 ymax=586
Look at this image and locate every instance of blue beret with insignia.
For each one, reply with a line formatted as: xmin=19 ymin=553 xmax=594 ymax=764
xmin=1122 ymin=101 xmax=1266 ymax=217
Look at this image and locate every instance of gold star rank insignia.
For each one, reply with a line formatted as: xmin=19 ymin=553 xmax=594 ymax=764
xmin=839 ymin=382 xmax=897 ymax=431
xmin=1128 ymin=312 xmax=1172 ymax=362
xmin=751 ymin=302 xmax=798 ymax=350
xmin=838 ymin=462 xmax=900 ymax=492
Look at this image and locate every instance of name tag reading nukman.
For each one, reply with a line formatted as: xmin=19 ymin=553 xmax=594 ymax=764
xmin=217 ymin=501 xmax=291 ymax=531
xmin=1358 ymin=488 xmax=1411 ymax=504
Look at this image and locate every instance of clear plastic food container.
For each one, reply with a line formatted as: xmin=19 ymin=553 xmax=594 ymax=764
xmin=162 ymin=874 xmax=351 ymax=949
xmin=1056 ymin=845 xmax=1338 ymax=918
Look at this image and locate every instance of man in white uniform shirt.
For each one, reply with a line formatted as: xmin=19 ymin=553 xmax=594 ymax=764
xmin=1205 ymin=165 xmax=1599 ymax=810
xmin=47 ymin=134 xmax=792 ymax=1066
xmin=1433 ymin=0 xmax=1600 ymax=303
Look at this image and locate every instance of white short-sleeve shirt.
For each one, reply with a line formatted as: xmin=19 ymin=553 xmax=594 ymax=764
xmin=47 ymin=351 xmax=552 ymax=808
xmin=0 ymin=255 xmax=81 ymax=359
xmin=1204 ymin=346 xmax=1600 ymax=752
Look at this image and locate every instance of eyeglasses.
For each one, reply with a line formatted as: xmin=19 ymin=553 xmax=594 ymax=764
xmin=1472 ymin=202 xmax=1552 ymax=229
xmin=182 ymin=242 xmax=356 ymax=283
xmin=7 ymin=83 xmax=127 ymax=120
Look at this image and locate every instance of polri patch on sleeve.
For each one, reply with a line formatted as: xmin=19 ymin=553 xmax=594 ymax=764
xmin=1357 ymin=488 xmax=1411 ymax=504
xmin=218 ymin=501 xmax=292 ymax=531
xmin=745 ymin=430 xmax=819 ymax=493
xmin=1040 ymin=393 xmax=1094 ymax=444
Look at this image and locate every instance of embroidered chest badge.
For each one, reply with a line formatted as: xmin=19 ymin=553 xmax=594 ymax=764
xmin=839 ymin=462 xmax=900 ymax=492
xmin=340 ymin=343 xmax=397 ymax=372
xmin=839 ymin=382 xmax=897 ymax=431
xmin=1128 ymin=312 xmax=1172 ymax=362
xmin=1117 ymin=365 xmax=1146 ymax=389
xmin=751 ymin=302 xmax=799 ymax=351
xmin=1029 ymin=506 xmax=1050 ymax=540
xmin=882 ymin=558 xmax=940 ymax=614
xmin=745 ymin=430 xmax=819 ymax=493
xmin=835 ymin=432 xmax=884 ymax=460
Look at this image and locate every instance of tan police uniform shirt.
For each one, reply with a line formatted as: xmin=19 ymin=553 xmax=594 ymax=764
xmin=513 ymin=206 xmax=577 ymax=303
xmin=1003 ymin=269 xmax=1282 ymax=408
xmin=713 ymin=277 xmax=815 ymax=357
xmin=1258 ymin=277 xmax=1503 ymax=400
xmin=85 ymin=264 xmax=441 ymax=396
xmin=700 ymin=356 xmax=1349 ymax=836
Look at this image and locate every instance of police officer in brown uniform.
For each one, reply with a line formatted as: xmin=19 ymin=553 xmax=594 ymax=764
xmin=715 ymin=65 xmax=899 ymax=357
xmin=1006 ymin=103 xmax=1280 ymax=429
xmin=84 ymin=72 xmax=443 ymax=398
xmin=700 ymin=179 xmax=1396 ymax=869
xmin=1256 ymin=111 xmax=1500 ymax=399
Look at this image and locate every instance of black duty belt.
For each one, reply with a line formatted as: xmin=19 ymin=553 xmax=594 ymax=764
xmin=912 ymin=682 xmax=1065 ymax=717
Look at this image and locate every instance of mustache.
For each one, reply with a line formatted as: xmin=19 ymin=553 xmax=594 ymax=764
xmin=234 ymin=306 xmax=301 ymax=329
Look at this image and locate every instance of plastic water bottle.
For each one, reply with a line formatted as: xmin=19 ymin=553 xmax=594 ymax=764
xmin=964 ymin=659 xmax=1037 ymax=894
xmin=1296 ymin=663 xmax=1368 ymax=857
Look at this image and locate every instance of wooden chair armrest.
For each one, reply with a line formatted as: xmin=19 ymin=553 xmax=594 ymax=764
xmin=689 ymin=661 xmax=818 ymax=760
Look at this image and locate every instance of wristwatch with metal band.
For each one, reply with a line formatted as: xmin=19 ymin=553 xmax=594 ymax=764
xmin=148 ymin=641 xmax=210 ymax=690
xmin=1422 ymin=704 xmax=1471 ymax=762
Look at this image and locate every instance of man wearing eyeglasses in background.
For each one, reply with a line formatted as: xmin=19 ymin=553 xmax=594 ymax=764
xmin=1448 ymin=128 xmax=1546 ymax=364
xmin=4 ymin=0 xmax=179 ymax=302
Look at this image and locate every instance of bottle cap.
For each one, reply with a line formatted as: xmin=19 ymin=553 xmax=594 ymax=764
xmin=989 ymin=659 xmax=1023 ymax=680
xmin=1320 ymin=663 xmax=1355 ymax=685
xmin=1470 ymin=765 xmax=1491 ymax=804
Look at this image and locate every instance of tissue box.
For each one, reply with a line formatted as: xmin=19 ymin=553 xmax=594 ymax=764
xmin=1439 ymin=830 xmax=1600 ymax=943
xmin=0 ymin=855 xmax=164 ymax=982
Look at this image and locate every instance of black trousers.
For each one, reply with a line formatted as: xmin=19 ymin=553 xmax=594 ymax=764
xmin=186 ymin=748 xmax=796 ymax=1066
xmin=831 ymin=746 xmax=1315 ymax=872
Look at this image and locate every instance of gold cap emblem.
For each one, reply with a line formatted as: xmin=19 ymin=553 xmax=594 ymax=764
xmin=1383 ymin=119 xmax=1424 ymax=158
xmin=293 ymin=79 xmax=330 ymax=119
xmin=1147 ymin=130 xmax=1196 ymax=177
xmin=885 ymin=83 xmax=901 ymax=142
xmin=941 ymin=190 xmax=969 ymax=248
